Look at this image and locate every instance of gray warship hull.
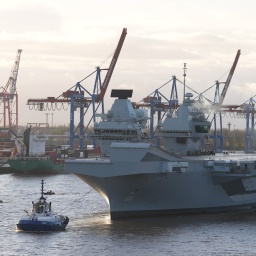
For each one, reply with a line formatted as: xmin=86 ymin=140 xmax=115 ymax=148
xmin=65 ymin=143 xmax=256 ymax=219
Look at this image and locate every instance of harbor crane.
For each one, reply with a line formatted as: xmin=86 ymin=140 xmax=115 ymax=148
xmin=221 ymin=96 xmax=256 ymax=153
xmin=27 ymin=28 xmax=127 ymax=151
xmin=211 ymin=49 xmax=241 ymax=152
xmin=0 ymin=49 xmax=22 ymax=131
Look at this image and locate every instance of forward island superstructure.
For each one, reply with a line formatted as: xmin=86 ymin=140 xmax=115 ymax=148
xmin=92 ymin=89 xmax=149 ymax=156
xmin=65 ymin=89 xmax=256 ymax=219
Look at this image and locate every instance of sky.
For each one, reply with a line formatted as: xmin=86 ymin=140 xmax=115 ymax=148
xmin=1 ymin=0 xmax=256 ymax=130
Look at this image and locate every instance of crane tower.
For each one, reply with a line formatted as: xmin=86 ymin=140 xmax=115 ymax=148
xmin=0 ymin=49 xmax=22 ymax=130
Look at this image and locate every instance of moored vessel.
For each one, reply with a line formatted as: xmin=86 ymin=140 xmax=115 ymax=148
xmin=8 ymin=127 xmax=66 ymax=174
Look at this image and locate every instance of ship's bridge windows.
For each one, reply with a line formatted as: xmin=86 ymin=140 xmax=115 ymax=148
xmin=195 ymin=125 xmax=210 ymax=133
xmin=110 ymin=130 xmax=136 ymax=134
xmin=94 ymin=129 xmax=138 ymax=137
xmin=34 ymin=203 xmax=45 ymax=214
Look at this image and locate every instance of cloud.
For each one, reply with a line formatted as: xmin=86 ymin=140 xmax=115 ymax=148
xmin=0 ymin=3 xmax=62 ymax=33
xmin=233 ymin=82 xmax=256 ymax=98
xmin=1 ymin=0 xmax=256 ymax=128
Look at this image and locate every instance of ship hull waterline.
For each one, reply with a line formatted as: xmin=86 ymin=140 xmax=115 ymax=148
xmin=67 ymin=160 xmax=256 ymax=220
xmin=8 ymin=158 xmax=66 ymax=175
xmin=16 ymin=221 xmax=67 ymax=231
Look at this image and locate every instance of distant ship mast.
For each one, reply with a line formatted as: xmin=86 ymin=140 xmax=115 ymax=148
xmin=183 ymin=63 xmax=187 ymax=102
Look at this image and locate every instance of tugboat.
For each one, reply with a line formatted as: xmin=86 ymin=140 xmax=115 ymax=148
xmin=16 ymin=180 xmax=69 ymax=231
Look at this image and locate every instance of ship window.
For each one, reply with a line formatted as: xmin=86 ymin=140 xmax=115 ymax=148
xmin=36 ymin=204 xmax=45 ymax=214
xmin=195 ymin=125 xmax=210 ymax=133
xmin=176 ymin=137 xmax=187 ymax=144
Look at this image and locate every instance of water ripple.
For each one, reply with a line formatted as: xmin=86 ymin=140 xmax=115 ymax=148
xmin=2 ymin=173 xmax=256 ymax=255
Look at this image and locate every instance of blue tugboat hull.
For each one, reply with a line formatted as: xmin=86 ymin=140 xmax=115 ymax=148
xmin=16 ymin=220 xmax=67 ymax=231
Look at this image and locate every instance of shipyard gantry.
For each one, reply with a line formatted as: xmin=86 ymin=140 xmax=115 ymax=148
xmin=27 ymin=28 xmax=127 ymax=151
xmin=25 ymin=29 xmax=256 ymax=154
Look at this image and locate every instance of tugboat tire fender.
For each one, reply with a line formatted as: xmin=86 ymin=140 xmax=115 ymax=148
xmin=63 ymin=216 xmax=69 ymax=225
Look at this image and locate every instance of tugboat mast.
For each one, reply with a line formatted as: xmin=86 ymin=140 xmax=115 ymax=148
xmin=40 ymin=180 xmax=44 ymax=199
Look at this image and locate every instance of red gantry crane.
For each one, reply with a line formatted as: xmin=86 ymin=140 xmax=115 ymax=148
xmin=0 ymin=49 xmax=22 ymax=131
xmin=211 ymin=49 xmax=241 ymax=152
xmin=27 ymin=28 xmax=127 ymax=151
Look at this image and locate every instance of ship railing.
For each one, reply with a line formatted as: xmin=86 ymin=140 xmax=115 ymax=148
xmin=11 ymin=156 xmax=50 ymax=160
xmin=91 ymin=134 xmax=137 ymax=138
xmin=113 ymin=117 xmax=141 ymax=122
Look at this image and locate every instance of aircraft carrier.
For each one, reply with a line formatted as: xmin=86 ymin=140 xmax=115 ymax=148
xmin=65 ymin=89 xmax=256 ymax=219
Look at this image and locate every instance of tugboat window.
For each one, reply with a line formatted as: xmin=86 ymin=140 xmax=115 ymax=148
xmin=35 ymin=205 xmax=44 ymax=214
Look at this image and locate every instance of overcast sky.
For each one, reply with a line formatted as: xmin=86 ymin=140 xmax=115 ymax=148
xmin=1 ymin=0 xmax=256 ymax=129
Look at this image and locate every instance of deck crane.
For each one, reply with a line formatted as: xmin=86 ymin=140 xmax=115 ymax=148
xmin=27 ymin=28 xmax=127 ymax=151
xmin=0 ymin=49 xmax=22 ymax=130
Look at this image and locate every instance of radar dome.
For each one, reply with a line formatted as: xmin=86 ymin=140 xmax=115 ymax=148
xmin=185 ymin=92 xmax=193 ymax=98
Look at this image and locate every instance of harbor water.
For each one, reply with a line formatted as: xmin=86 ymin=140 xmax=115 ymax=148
xmin=1 ymin=173 xmax=256 ymax=256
